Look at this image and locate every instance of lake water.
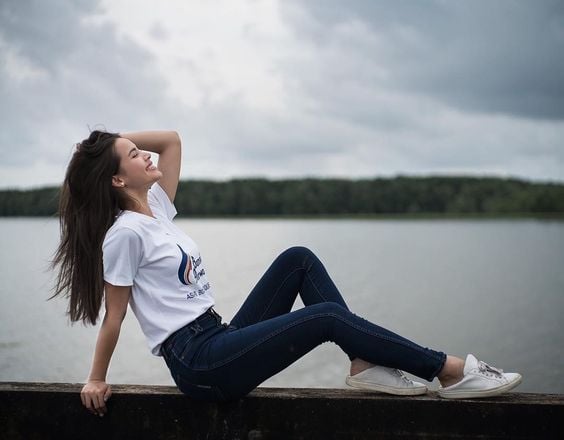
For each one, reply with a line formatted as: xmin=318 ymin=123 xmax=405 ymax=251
xmin=0 ymin=217 xmax=563 ymax=394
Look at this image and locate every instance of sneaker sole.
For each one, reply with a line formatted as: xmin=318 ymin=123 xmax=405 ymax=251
xmin=345 ymin=375 xmax=428 ymax=396
xmin=438 ymin=374 xmax=522 ymax=399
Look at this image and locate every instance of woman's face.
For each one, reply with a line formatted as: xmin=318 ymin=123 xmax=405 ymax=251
xmin=112 ymin=137 xmax=162 ymax=189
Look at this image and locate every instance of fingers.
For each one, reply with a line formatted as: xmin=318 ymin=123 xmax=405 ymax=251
xmin=94 ymin=394 xmax=107 ymax=416
xmin=81 ymin=393 xmax=98 ymax=416
xmin=80 ymin=386 xmax=110 ymax=417
xmin=104 ymin=387 xmax=112 ymax=402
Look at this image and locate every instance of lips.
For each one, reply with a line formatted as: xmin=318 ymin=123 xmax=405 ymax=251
xmin=146 ymin=161 xmax=156 ymax=171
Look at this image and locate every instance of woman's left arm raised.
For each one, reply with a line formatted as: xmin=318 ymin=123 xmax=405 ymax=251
xmin=119 ymin=130 xmax=182 ymax=202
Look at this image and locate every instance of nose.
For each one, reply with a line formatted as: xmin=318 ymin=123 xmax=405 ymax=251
xmin=143 ymin=151 xmax=151 ymax=160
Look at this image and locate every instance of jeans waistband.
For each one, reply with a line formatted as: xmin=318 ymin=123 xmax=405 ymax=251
xmin=163 ymin=307 xmax=224 ymax=352
xmin=190 ymin=307 xmax=223 ymax=330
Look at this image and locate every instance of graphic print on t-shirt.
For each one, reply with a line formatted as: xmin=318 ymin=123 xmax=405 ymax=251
xmin=176 ymin=244 xmax=211 ymax=299
xmin=176 ymin=244 xmax=192 ymax=285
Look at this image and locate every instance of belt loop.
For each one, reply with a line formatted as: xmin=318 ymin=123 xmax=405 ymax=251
xmin=189 ymin=322 xmax=204 ymax=333
xmin=211 ymin=307 xmax=222 ymax=324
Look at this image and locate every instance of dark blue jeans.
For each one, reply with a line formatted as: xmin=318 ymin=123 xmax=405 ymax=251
xmin=161 ymin=246 xmax=446 ymax=402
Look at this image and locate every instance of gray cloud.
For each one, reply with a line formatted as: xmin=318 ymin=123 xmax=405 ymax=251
xmin=0 ymin=0 xmax=98 ymax=73
xmin=0 ymin=0 xmax=178 ymax=171
xmin=0 ymin=0 xmax=562 ymax=188
xmin=282 ymin=0 xmax=564 ymax=120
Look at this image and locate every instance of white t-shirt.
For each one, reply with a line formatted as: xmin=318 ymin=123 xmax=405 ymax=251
xmin=102 ymin=182 xmax=215 ymax=356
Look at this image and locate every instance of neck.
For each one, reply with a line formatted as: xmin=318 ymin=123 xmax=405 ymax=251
xmin=123 ymin=187 xmax=153 ymax=217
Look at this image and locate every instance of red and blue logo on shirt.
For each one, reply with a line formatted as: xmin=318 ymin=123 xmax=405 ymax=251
xmin=176 ymin=244 xmax=192 ymax=285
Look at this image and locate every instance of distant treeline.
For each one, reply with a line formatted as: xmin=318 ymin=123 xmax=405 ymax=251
xmin=1 ymin=176 xmax=563 ymax=217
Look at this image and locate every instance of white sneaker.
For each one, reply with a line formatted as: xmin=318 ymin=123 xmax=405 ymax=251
xmin=438 ymin=354 xmax=522 ymax=399
xmin=345 ymin=366 xmax=428 ymax=396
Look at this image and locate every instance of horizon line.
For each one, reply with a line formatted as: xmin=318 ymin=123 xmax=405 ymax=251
xmin=1 ymin=172 xmax=563 ymax=191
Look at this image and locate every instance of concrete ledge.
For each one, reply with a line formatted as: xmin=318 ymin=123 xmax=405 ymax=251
xmin=1 ymin=382 xmax=563 ymax=439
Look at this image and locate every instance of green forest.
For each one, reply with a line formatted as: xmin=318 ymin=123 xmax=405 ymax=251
xmin=0 ymin=176 xmax=563 ymax=217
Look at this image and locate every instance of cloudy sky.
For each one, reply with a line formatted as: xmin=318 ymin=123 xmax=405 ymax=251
xmin=1 ymin=0 xmax=563 ymax=189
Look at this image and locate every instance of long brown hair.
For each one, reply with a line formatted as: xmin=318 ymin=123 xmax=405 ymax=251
xmin=50 ymin=130 xmax=127 ymax=325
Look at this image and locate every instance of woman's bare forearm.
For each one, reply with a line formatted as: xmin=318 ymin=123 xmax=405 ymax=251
xmin=119 ymin=130 xmax=180 ymax=155
xmin=86 ymin=316 xmax=122 ymax=382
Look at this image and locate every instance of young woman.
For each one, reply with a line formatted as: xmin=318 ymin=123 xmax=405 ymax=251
xmin=52 ymin=129 xmax=522 ymax=417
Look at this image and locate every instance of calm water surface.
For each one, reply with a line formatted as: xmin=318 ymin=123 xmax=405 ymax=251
xmin=0 ymin=217 xmax=562 ymax=393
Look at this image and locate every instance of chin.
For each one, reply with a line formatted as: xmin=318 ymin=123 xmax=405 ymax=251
xmin=149 ymin=169 xmax=163 ymax=180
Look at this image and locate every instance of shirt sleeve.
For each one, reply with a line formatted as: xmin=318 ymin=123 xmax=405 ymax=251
xmin=102 ymin=227 xmax=143 ymax=286
xmin=148 ymin=182 xmax=177 ymax=220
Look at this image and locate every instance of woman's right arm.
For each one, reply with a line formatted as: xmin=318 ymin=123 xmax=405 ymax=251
xmin=80 ymin=283 xmax=131 ymax=417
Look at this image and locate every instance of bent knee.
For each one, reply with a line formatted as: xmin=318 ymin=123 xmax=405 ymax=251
xmin=280 ymin=245 xmax=315 ymax=262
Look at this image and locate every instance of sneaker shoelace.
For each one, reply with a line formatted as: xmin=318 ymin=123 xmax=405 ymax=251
xmin=391 ymin=368 xmax=414 ymax=384
xmin=477 ymin=360 xmax=504 ymax=377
